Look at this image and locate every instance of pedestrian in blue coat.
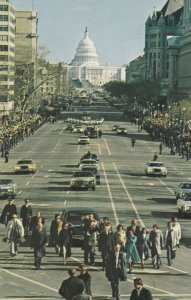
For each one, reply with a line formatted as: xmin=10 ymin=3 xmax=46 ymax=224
xmin=125 ymin=230 xmax=140 ymax=273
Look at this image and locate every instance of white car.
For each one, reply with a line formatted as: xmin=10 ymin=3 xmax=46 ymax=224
xmin=79 ymin=159 xmax=99 ymax=171
xmin=117 ymin=127 xmax=127 ymax=134
xmin=175 ymin=182 xmax=191 ymax=199
xmin=145 ymin=161 xmax=167 ymax=177
xmin=177 ymin=193 xmax=191 ymax=217
xmin=73 ymin=125 xmax=84 ymax=133
xmin=70 ymin=171 xmax=96 ymax=190
xmin=0 ymin=179 xmax=17 ymax=199
xmin=78 ymin=135 xmax=90 ymax=145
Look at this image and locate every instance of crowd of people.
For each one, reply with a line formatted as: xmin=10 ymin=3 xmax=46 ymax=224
xmin=143 ymin=116 xmax=191 ymax=160
xmin=0 ymin=113 xmax=45 ymax=163
xmin=0 ymin=199 xmax=182 ymax=299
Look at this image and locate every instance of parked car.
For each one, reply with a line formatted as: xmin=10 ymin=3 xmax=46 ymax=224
xmin=0 ymin=179 xmax=17 ymax=199
xmin=78 ymin=135 xmax=90 ymax=145
xmin=117 ymin=127 xmax=127 ymax=135
xmin=15 ymin=159 xmax=37 ymax=174
xmin=145 ymin=161 xmax=167 ymax=177
xmin=177 ymin=193 xmax=191 ymax=217
xmin=80 ymin=165 xmax=101 ymax=184
xmin=70 ymin=171 xmax=96 ymax=190
xmin=61 ymin=207 xmax=100 ymax=246
xmin=175 ymin=182 xmax=191 ymax=199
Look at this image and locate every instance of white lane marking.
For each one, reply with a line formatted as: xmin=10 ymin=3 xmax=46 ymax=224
xmin=157 ymin=177 xmax=174 ymax=194
xmin=44 ymin=175 xmax=49 ymax=178
xmin=104 ymin=138 xmax=111 ymax=156
xmin=26 ymin=182 xmax=30 ymax=186
xmin=18 ymin=190 xmax=23 ymax=195
xmin=98 ymin=143 xmax=101 ymax=155
xmin=163 ymin=264 xmax=191 ymax=276
xmin=113 ymin=162 xmax=144 ymax=228
xmin=101 ymin=162 xmax=119 ymax=225
xmin=0 ymin=267 xmax=57 ymax=293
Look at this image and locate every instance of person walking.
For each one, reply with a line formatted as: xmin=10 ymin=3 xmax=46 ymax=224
xmin=159 ymin=142 xmax=163 ymax=155
xmin=171 ymin=216 xmax=181 ymax=247
xmin=20 ymin=198 xmax=33 ymax=237
xmin=148 ymin=224 xmax=163 ymax=268
xmin=114 ymin=224 xmax=126 ymax=249
xmin=130 ymin=278 xmax=153 ymax=300
xmin=50 ymin=213 xmax=63 ymax=254
xmin=31 ymin=217 xmax=48 ymax=270
xmin=59 ymin=268 xmax=85 ymax=300
xmin=125 ymin=230 xmax=140 ymax=273
xmin=137 ymin=228 xmax=149 ymax=269
xmin=7 ymin=214 xmax=24 ymax=257
xmin=153 ymin=152 xmax=158 ymax=161
xmin=131 ymin=138 xmax=136 ymax=147
xmin=105 ymin=244 xmax=127 ymax=300
xmin=58 ymin=222 xmax=71 ymax=264
xmin=83 ymin=217 xmax=99 ymax=266
xmin=126 ymin=220 xmax=141 ymax=237
xmin=30 ymin=211 xmax=45 ymax=233
xmin=164 ymin=222 xmax=179 ymax=266
xmin=98 ymin=223 xmax=115 ymax=270
xmin=77 ymin=264 xmax=92 ymax=296
xmin=0 ymin=199 xmax=17 ymax=227
xmin=4 ymin=149 xmax=9 ymax=163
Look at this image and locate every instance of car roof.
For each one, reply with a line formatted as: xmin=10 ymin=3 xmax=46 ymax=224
xmin=147 ymin=161 xmax=164 ymax=164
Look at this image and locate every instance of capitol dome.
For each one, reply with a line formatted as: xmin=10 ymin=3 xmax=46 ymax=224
xmin=70 ymin=27 xmax=99 ymax=67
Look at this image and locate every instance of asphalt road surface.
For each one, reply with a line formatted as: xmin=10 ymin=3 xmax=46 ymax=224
xmin=0 ymin=99 xmax=191 ymax=300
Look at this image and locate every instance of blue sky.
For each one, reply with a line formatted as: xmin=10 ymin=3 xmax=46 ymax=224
xmin=12 ymin=0 xmax=167 ymax=66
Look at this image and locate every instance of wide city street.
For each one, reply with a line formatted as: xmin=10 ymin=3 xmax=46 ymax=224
xmin=0 ymin=98 xmax=190 ymax=300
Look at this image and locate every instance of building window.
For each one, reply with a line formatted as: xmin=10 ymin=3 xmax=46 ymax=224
xmin=0 ymin=15 xmax=8 ymax=22
xmin=0 ymin=25 xmax=8 ymax=31
xmin=0 ymin=45 xmax=8 ymax=51
xmin=0 ymin=65 xmax=8 ymax=71
xmin=0 ymin=35 xmax=8 ymax=41
xmin=0 ymin=55 xmax=8 ymax=61
xmin=0 ymin=75 xmax=8 ymax=80
xmin=0 ymin=5 xmax=8 ymax=11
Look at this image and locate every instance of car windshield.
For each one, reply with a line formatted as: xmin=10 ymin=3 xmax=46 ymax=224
xmin=149 ymin=163 xmax=164 ymax=167
xmin=0 ymin=179 xmax=12 ymax=185
xmin=181 ymin=183 xmax=191 ymax=189
xmin=65 ymin=212 xmax=99 ymax=224
xmin=17 ymin=160 xmax=34 ymax=164
xmin=73 ymin=172 xmax=93 ymax=177
xmin=81 ymin=160 xmax=96 ymax=164
xmin=119 ymin=128 xmax=125 ymax=130
xmin=82 ymin=168 xmax=97 ymax=174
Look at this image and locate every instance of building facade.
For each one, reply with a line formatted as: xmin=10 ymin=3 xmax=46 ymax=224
xmin=15 ymin=10 xmax=38 ymax=109
xmin=145 ymin=0 xmax=191 ymax=100
xmin=0 ymin=0 xmax=15 ymax=113
xmin=67 ymin=28 xmax=126 ymax=87
xmin=126 ymin=56 xmax=145 ymax=83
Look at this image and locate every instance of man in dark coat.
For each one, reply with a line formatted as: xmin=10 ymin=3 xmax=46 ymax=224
xmin=20 ymin=198 xmax=33 ymax=236
xmin=0 ymin=199 xmax=17 ymax=227
xmin=30 ymin=211 xmax=45 ymax=233
xmin=130 ymin=278 xmax=153 ymax=300
xmin=59 ymin=268 xmax=85 ymax=300
xmin=31 ymin=217 xmax=48 ymax=270
xmin=105 ymin=244 xmax=127 ymax=300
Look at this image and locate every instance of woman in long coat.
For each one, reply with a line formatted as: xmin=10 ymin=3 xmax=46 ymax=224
xmin=137 ymin=228 xmax=149 ymax=268
xmin=31 ymin=217 xmax=48 ymax=270
xmin=58 ymin=222 xmax=71 ymax=264
xmin=148 ymin=224 xmax=163 ymax=268
xmin=125 ymin=230 xmax=140 ymax=273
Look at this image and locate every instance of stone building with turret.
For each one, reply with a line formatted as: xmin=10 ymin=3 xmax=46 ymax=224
xmin=144 ymin=0 xmax=191 ymax=100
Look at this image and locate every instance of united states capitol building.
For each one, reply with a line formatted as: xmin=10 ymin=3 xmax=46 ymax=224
xmin=65 ymin=27 xmax=126 ymax=87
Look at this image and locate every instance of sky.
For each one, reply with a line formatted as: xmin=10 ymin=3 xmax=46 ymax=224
xmin=12 ymin=0 xmax=167 ymax=66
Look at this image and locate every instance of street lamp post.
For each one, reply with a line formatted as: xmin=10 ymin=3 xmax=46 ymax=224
xmin=157 ymin=104 xmax=160 ymax=120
